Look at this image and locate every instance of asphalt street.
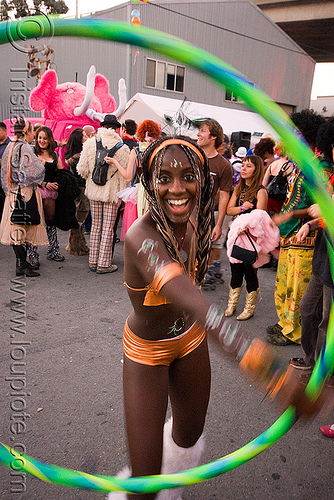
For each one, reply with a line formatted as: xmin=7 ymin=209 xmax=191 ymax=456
xmin=0 ymin=229 xmax=333 ymax=499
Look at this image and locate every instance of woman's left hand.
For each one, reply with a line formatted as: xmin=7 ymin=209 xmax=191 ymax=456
xmin=242 ymin=201 xmax=254 ymax=211
xmin=239 ymin=339 xmax=332 ymax=420
xmin=273 ymin=366 xmax=332 ymax=420
xmin=46 ymin=182 xmax=59 ymax=191
xmin=296 ymin=223 xmax=309 ymax=242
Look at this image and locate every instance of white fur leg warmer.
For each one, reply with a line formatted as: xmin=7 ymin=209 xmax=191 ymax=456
xmin=106 ymin=466 xmax=131 ymax=500
xmin=157 ymin=419 xmax=205 ymax=500
xmin=107 ymin=420 xmax=204 ymax=500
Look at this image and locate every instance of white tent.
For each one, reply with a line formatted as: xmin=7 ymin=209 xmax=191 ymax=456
xmin=121 ymin=93 xmax=279 ymax=145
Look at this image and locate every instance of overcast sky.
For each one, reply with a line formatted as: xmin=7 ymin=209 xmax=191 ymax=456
xmin=65 ymin=0 xmax=333 ymax=101
xmin=66 ymin=0 xmax=126 ymax=17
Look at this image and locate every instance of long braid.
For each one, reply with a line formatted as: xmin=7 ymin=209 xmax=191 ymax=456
xmin=196 ymin=153 xmax=214 ymax=283
xmin=141 ymin=143 xmax=181 ymax=265
xmin=141 ymin=136 xmax=213 ymax=284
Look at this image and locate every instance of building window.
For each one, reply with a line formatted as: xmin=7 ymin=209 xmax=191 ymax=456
xmin=156 ymin=61 xmax=165 ymax=89
xmin=146 ymin=59 xmax=156 ymax=88
xmin=145 ymin=58 xmax=185 ymax=92
xmin=225 ymin=84 xmax=252 ymax=103
xmin=166 ymin=64 xmax=175 ymax=90
xmin=225 ymin=89 xmax=237 ymax=102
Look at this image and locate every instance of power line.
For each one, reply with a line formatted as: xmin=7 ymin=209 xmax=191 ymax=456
xmin=148 ymin=1 xmax=323 ymax=58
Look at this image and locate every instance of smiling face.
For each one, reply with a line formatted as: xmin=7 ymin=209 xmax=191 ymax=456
xmin=156 ymin=146 xmax=198 ymax=225
xmin=196 ymin=123 xmax=215 ymax=150
xmin=37 ymin=130 xmax=49 ymax=150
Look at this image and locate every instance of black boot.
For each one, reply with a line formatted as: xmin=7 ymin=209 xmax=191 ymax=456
xmin=12 ymin=245 xmax=40 ymax=277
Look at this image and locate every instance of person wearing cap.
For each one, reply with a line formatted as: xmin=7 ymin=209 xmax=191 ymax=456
xmin=230 ymin=146 xmax=247 ymax=186
xmin=235 ymin=146 xmax=247 ymax=157
xmin=77 ymin=114 xmax=130 ymax=274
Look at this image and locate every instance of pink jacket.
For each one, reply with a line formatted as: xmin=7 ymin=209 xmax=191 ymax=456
xmin=227 ymin=209 xmax=280 ymax=267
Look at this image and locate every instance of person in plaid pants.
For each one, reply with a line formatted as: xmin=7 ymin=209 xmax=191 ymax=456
xmin=77 ymin=114 xmax=130 ymax=274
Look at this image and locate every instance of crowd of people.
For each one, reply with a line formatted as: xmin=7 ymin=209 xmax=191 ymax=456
xmin=0 ymin=109 xmax=333 ymax=499
xmin=0 ymin=109 xmax=333 ymax=350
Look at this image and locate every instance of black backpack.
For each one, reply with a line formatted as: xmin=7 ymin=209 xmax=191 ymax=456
xmin=91 ymin=138 xmax=124 ymax=186
xmin=266 ymin=161 xmax=292 ymax=202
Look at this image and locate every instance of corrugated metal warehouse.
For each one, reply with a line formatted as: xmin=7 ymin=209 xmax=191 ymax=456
xmin=0 ymin=0 xmax=315 ymax=126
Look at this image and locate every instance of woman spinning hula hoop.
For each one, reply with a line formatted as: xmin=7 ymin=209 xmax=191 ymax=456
xmin=111 ymin=135 xmax=322 ymax=500
xmin=115 ymin=136 xmax=213 ymax=500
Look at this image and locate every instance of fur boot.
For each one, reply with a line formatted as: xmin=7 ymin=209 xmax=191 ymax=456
xmin=107 ymin=466 xmax=131 ymax=499
xmin=157 ymin=419 xmax=205 ymax=500
xmin=66 ymin=226 xmax=89 ymax=256
xmin=107 ymin=419 xmax=204 ymax=500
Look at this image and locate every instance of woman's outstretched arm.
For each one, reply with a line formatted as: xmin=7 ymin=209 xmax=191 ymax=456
xmin=125 ymin=218 xmax=328 ymax=418
xmin=105 ymin=148 xmax=139 ymax=182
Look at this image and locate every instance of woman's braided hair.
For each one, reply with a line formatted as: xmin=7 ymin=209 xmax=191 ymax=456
xmin=141 ymin=135 xmax=213 ymax=285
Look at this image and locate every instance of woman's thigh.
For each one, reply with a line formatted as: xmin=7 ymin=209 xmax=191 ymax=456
xmin=230 ymin=262 xmax=245 ymax=288
xmin=123 ymin=356 xmax=169 ymax=477
xmin=169 ymin=338 xmax=211 ymax=448
xmin=244 ymin=264 xmax=258 ymax=292
xmin=42 ymin=198 xmax=55 ymax=225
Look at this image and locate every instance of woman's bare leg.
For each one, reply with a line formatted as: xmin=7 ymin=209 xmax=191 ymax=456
xmin=123 ymin=356 xmax=169 ymax=500
xmin=169 ymin=338 xmax=211 ymax=447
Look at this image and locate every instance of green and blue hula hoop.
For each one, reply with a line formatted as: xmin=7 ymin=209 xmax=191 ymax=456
xmin=0 ymin=15 xmax=333 ymax=495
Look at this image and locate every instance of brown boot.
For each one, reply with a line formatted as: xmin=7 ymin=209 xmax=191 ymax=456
xmin=237 ymin=289 xmax=259 ymax=321
xmin=224 ymin=285 xmax=243 ymax=317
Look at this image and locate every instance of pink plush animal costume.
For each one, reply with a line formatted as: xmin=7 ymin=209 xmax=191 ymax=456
xmin=29 ymin=66 xmax=127 ymax=165
xmin=29 ymin=65 xmax=126 ymax=123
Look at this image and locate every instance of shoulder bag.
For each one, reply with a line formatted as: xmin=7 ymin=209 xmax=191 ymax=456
xmin=231 ymin=230 xmax=258 ymax=265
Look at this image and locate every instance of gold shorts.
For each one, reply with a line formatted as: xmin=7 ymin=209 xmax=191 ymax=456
xmin=123 ymin=320 xmax=206 ymax=366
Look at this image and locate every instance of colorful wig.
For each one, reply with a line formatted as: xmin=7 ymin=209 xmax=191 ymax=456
xmin=137 ymin=120 xmax=161 ymax=142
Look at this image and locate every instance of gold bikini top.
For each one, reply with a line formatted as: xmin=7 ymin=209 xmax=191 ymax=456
xmin=124 ymin=262 xmax=183 ymax=306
